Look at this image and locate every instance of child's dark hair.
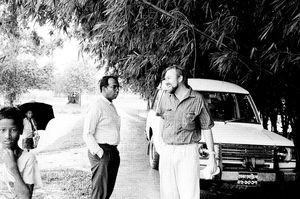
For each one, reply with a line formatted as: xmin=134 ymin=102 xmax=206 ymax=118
xmin=0 ymin=106 xmax=24 ymax=132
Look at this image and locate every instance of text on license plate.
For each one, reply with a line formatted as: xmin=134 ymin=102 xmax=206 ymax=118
xmin=237 ymin=172 xmax=258 ymax=185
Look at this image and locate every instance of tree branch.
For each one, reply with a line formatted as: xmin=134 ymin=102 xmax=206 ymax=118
xmin=138 ymin=0 xmax=278 ymax=76
xmin=139 ymin=0 xmax=229 ymax=50
xmin=0 ymin=56 xmax=6 ymax=63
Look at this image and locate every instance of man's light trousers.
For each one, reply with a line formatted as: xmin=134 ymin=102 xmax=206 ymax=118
xmin=159 ymin=144 xmax=200 ymax=199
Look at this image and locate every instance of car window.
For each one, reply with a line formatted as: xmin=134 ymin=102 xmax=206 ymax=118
xmin=201 ymin=91 xmax=260 ymax=124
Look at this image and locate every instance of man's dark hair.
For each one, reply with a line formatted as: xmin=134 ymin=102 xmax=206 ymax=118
xmin=99 ymin=76 xmax=119 ymax=92
xmin=163 ymin=65 xmax=188 ymax=86
xmin=0 ymin=106 xmax=24 ymax=132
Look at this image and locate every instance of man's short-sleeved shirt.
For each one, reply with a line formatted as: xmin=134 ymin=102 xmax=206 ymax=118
xmin=157 ymin=89 xmax=214 ymax=145
xmin=0 ymin=150 xmax=42 ymax=199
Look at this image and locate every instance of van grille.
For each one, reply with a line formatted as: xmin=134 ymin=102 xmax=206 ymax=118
xmin=220 ymin=144 xmax=275 ymax=171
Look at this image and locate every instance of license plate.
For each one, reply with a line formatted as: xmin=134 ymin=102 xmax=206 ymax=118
xmin=237 ymin=172 xmax=258 ymax=186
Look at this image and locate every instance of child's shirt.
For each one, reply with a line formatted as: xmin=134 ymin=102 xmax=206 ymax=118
xmin=0 ymin=150 xmax=42 ymax=199
xmin=23 ymin=118 xmax=37 ymax=139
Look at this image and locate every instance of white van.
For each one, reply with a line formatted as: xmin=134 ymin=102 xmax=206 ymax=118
xmin=145 ymin=78 xmax=297 ymax=185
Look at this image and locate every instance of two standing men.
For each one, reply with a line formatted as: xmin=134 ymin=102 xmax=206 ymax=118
xmin=83 ymin=67 xmax=217 ymax=199
xmin=83 ymin=76 xmax=121 ymax=199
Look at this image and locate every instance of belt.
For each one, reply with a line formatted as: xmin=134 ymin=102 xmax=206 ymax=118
xmin=98 ymin=143 xmax=118 ymax=148
xmin=167 ymin=142 xmax=198 ymax=145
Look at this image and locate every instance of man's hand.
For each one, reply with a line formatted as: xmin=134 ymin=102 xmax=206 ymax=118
xmin=203 ymin=129 xmax=218 ymax=175
xmin=202 ymin=153 xmax=219 ymax=179
xmin=208 ymin=153 xmax=218 ymax=174
xmin=3 ymin=148 xmax=18 ymax=171
xmin=96 ymin=149 xmax=104 ymax=159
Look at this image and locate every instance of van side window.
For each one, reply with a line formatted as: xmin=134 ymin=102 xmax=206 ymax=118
xmin=200 ymin=91 xmax=259 ymax=123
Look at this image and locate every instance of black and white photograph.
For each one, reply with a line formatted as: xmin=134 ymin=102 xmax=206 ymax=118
xmin=1 ymin=0 xmax=299 ymax=199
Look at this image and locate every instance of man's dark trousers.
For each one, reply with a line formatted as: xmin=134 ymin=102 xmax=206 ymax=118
xmin=88 ymin=144 xmax=120 ymax=199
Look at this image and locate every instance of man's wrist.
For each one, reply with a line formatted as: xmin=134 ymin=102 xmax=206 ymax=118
xmin=96 ymin=148 xmax=104 ymax=158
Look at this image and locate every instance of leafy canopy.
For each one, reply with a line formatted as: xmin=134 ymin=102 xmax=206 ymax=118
xmin=0 ymin=1 xmax=54 ymax=105
xmin=5 ymin=0 xmax=300 ymax=111
xmin=54 ymin=61 xmax=97 ymax=95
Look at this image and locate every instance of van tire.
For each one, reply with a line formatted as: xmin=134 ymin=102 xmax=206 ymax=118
xmin=149 ymin=137 xmax=159 ymax=170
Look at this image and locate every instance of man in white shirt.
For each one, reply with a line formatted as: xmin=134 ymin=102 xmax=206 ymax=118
xmin=83 ymin=76 xmax=121 ymax=199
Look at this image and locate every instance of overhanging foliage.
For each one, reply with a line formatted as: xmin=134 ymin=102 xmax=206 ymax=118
xmin=2 ymin=1 xmax=300 ymax=119
xmin=15 ymin=0 xmax=300 ymax=100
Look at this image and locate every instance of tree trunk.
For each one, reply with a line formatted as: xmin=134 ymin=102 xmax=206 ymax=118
xmin=293 ymin=98 xmax=300 ymax=171
xmin=7 ymin=0 xmax=19 ymax=38
xmin=270 ymin=109 xmax=278 ymax=133
xmin=4 ymin=93 xmax=16 ymax=106
xmin=293 ymin=116 xmax=300 ymax=171
xmin=262 ymin=113 xmax=269 ymax=130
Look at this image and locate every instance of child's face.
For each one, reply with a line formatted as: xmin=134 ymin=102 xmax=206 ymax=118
xmin=0 ymin=119 xmax=20 ymax=149
xmin=26 ymin=111 xmax=33 ymax=118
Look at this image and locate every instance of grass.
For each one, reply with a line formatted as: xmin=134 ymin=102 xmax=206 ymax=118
xmin=37 ymin=169 xmax=91 ymax=199
xmin=34 ymin=102 xmax=92 ymax=198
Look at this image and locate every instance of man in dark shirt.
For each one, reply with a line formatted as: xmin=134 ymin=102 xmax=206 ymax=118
xmin=157 ymin=66 xmax=217 ymax=199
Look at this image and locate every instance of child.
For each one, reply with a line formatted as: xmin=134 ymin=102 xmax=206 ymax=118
xmin=0 ymin=107 xmax=42 ymax=199
xmin=22 ymin=110 xmax=38 ymax=151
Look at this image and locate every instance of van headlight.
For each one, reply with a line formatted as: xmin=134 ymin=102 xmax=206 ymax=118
xmin=276 ymin=147 xmax=296 ymax=162
xmin=198 ymin=143 xmax=209 ymax=158
xmin=198 ymin=143 xmax=219 ymax=159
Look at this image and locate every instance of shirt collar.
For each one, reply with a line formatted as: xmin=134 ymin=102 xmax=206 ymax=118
xmin=187 ymin=88 xmax=196 ymax=98
xmin=168 ymin=88 xmax=196 ymax=99
xmin=100 ymin=94 xmax=113 ymax=105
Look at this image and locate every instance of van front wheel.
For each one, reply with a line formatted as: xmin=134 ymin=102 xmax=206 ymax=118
xmin=149 ymin=137 xmax=159 ymax=170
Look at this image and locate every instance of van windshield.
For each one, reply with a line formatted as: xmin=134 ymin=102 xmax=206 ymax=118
xmin=200 ymin=92 xmax=260 ymax=124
